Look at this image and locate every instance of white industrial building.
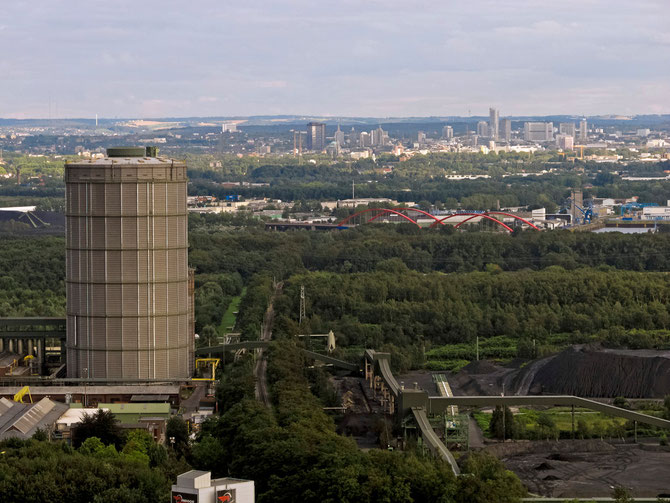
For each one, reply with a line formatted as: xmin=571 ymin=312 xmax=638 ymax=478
xmin=171 ymin=471 xmax=254 ymax=503
xmin=642 ymin=207 xmax=670 ymax=220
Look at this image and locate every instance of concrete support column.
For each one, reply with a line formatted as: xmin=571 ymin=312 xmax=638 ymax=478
xmin=0 ymin=338 xmax=4 ymax=351
xmin=37 ymin=339 xmax=44 ymax=372
xmin=17 ymin=339 xmax=24 ymax=355
xmin=8 ymin=339 xmax=14 ymax=353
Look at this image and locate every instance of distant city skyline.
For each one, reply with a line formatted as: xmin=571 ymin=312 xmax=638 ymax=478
xmin=1 ymin=0 xmax=669 ymax=119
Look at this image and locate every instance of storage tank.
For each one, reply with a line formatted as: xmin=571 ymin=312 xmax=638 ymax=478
xmin=65 ymin=147 xmax=190 ymax=379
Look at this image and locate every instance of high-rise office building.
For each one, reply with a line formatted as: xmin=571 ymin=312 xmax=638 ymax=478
xmin=306 ymin=122 xmax=326 ymax=151
xmin=334 ymin=124 xmax=345 ymax=146
xmin=359 ymin=131 xmax=371 ymax=147
xmin=500 ymin=119 xmax=512 ymax=142
xmin=477 ymin=121 xmax=489 ymax=138
xmin=524 ymin=122 xmax=553 ymax=142
xmin=559 ymin=122 xmax=576 ymax=137
xmin=489 ymin=108 xmax=499 ymax=140
xmin=442 ymin=125 xmax=454 ymax=140
xmin=579 ymin=119 xmax=588 ymax=141
xmin=371 ymin=126 xmax=386 ymax=146
xmin=417 ymin=131 xmax=427 ymax=144
xmin=65 ymin=147 xmax=191 ymax=379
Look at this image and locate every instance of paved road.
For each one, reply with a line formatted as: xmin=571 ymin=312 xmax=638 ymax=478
xmin=468 ymin=414 xmax=485 ymax=449
xmin=182 ymin=382 xmax=207 ymax=417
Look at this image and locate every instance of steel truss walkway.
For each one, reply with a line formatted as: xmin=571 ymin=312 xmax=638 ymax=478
xmin=196 ymin=342 xmax=359 ymax=372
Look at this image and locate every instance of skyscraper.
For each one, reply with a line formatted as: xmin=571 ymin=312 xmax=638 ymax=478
xmin=370 ymin=126 xmax=387 ymax=147
xmin=334 ymin=124 xmax=345 ymax=147
xmin=65 ymin=147 xmax=191 ymax=379
xmin=559 ymin=122 xmax=576 ymax=137
xmin=306 ymin=122 xmax=326 ymax=151
xmin=489 ymin=108 xmax=499 ymax=140
xmin=524 ymin=122 xmax=553 ymax=142
xmin=477 ymin=121 xmax=489 ymax=138
xmin=500 ymin=119 xmax=512 ymax=142
xmin=442 ymin=125 xmax=453 ymax=140
xmin=579 ymin=119 xmax=588 ymax=141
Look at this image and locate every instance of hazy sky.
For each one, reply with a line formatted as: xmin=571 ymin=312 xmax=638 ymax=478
xmin=1 ymin=0 xmax=669 ymax=118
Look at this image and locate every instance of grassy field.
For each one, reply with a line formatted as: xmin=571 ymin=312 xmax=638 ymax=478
xmin=218 ymin=287 xmax=246 ymax=336
xmin=474 ymin=407 xmax=629 ymax=439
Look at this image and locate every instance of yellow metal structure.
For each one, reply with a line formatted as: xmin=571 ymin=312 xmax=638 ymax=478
xmin=193 ymin=358 xmax=220 ymax=381
xmin=13 ymin=386 xmax=33 ymax=403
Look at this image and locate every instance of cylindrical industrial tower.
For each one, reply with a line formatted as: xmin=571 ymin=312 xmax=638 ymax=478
xmin=65 ymin=147 xmax=191 ymax=379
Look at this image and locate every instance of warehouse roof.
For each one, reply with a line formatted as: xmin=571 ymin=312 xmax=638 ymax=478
xmin=0 ymin=397 xmax=68 ymax=440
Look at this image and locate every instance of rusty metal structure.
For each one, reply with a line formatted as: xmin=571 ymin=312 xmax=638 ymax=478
xmin=65 ymin=147 xmax=190 ymax=379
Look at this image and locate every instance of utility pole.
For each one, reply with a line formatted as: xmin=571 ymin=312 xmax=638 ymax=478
xmin=299 ymin=285 xmax=306 ymax=324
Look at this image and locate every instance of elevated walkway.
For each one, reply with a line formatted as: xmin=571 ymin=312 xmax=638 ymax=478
xmin=196 ymin=342 xmax=359 ymax=372
xmin=428 ymin=395 xmax=670 ymax=430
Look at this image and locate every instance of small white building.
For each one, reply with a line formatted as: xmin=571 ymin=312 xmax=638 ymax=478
xmin=171 ymin=470 xmax=254 ymax=503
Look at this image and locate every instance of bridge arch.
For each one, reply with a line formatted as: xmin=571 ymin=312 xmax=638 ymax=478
xmin=482 ymin=211 xmax=541 ymax=231
xmin=429 ymin=213 xmax=492 ymax=229
xmin=367 ymin=207 xmax=445 ymax=225
xmin=453 ymin=214 xmax=515 ymax=232
xmin=337 ymin=208 xmax=423 ymax=227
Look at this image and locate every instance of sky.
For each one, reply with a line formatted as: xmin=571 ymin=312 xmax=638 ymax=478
xmin=1 ymin=0 xmax=669 ymax=119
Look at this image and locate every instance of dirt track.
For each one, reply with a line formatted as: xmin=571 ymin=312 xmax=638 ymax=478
xmin=254 ymin=283 xmax=281 ymax=407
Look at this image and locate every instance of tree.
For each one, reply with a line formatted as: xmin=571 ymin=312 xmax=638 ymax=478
xmin=166 ymin=416 xmax=190 ymax=459
xmin=72 ymin=409 xmax=124 ymax=448
xmin=577 ymin=418 xmax=590 ymax=439
xmin=457 ymin=452 xmax=527 ymax=503
xmin=536 ymin=412 xmax=556 ymax=440
xmin=612 ymin=486 xmax=634 ymax=503
xmin=663 ymin=395 xmax=670 ymax=420
xmin=489 ymin=406 xmax=516 ymax=440
xmin=613 ymin=396 xmax=630 ymax=409
xmin=199 ymin=324 xmax=218 ymax=348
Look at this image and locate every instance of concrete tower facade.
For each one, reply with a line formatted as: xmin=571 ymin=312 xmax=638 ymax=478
xmin=65 ymin=147 xmax=191 ymax=379
xmin=306 ymin=122 xmax=326 ymax=151
xmin=489 ymin=108 xmax=499 ymax=140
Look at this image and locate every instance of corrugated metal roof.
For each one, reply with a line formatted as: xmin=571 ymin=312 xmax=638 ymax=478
xmin=0 ymin=397 xmax=14 ymax=415
xmin=7 ymin=398 xmax=55 ymax=435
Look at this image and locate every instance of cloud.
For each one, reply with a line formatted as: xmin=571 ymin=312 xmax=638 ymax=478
xmin=0 ymin=0 xmax=668 ymax=117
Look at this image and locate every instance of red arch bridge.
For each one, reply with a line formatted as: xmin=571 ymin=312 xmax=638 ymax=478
xmin=337 ymin=208 xmax=540 ymax=232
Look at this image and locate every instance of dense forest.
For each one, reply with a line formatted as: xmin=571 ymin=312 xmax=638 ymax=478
xmin=0 ymin=416 xmax=190 ymax=502
xmin=271 ymin=267 xmax=670 ymax=351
